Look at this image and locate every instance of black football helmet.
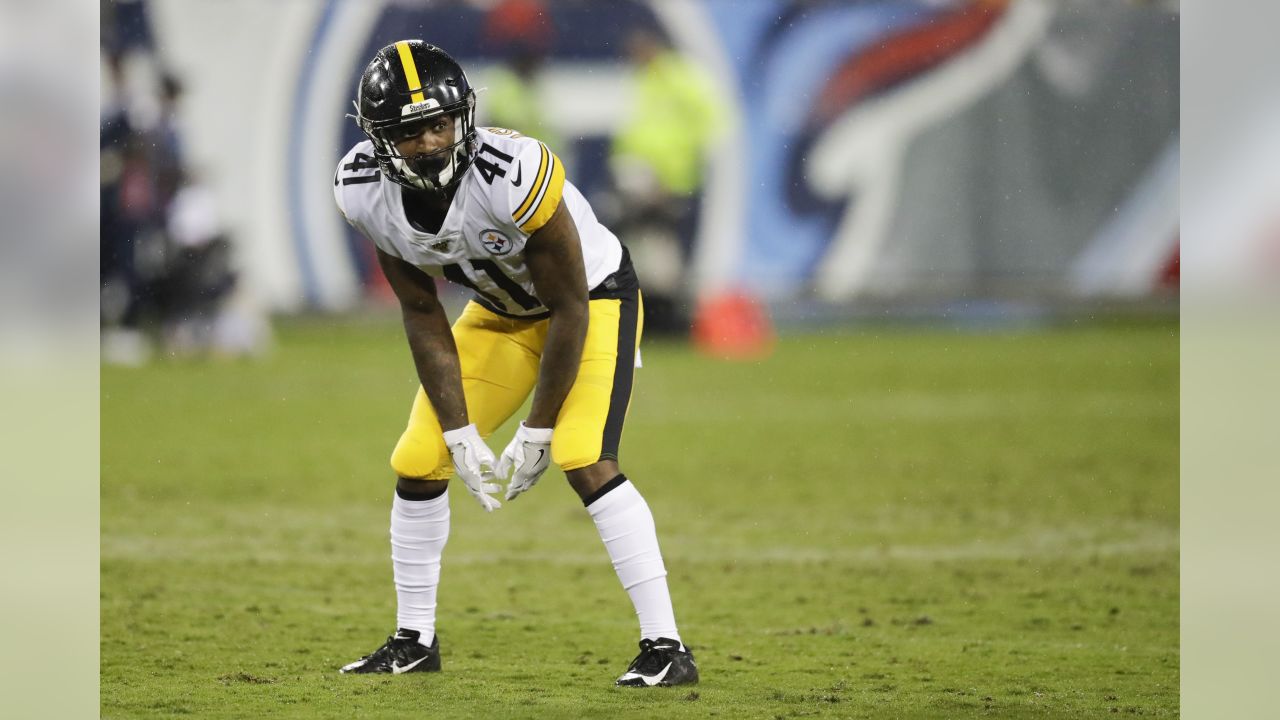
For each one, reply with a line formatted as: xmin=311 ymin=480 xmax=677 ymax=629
xmin=353 ymin=40 xmax=477 ymax=191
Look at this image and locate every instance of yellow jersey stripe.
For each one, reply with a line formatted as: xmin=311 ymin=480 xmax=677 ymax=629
xmin=518 ymin=150 xmax=565 ymax=234
xmin=512 ymin=143 xmax=550 ymax=222
xmin=395 ymin=41 xmax=425 ymax=104
xmin=516 ymin=148 xmax=554 ymax=228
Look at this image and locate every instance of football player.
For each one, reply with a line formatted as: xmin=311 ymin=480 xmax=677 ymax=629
xmin=333 ymin=40 xmax=698 ymax=688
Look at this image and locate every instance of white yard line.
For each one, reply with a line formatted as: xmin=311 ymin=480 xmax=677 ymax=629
xmin=102 ymin=527 xmax=1177 ymax=566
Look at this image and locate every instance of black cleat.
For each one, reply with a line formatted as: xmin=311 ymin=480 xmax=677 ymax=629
xmin=339 ymin=629 xmax=441 ymax=674
xmin=615 ymin=637 xmax=699 ymax=687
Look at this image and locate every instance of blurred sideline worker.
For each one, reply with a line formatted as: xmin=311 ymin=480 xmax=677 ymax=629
xmin=333 ymin=41 xmax=698 ymax=688
xmin=609 ymin=26 xmax=725 ymax=336
xmin=480 ymin=0 xmax=564 ymax=153
xmin=483 ymin=48 xmax=564 ymax=153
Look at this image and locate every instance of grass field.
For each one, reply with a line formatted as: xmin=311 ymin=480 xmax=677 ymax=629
xmin=101 ymin=316 xmax=1178 ymax=719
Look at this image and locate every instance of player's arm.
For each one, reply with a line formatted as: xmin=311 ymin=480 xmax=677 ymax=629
xmin=375 ymin=247 xmax=468 ymax=431
xmin=493 ymin=139 xmax=583 ymax=498
xmin=496 ymin=200 xmax=587 ymax=500
xmin=524 ymin=200 xmax=589 ymax=428
xmin=377 ymin=247 xmax=502 ymax=510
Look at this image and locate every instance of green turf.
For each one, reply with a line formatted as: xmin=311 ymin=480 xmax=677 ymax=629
xmin=101 ymin=316 xmax=1178 ymax=718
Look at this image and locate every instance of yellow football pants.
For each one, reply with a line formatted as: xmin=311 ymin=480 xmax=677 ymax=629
xmin=389 ymin=293 xmax=643 ymax=480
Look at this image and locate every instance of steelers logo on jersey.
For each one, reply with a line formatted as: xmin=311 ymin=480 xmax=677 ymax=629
xmin=480 ymin=228 xmax=513 ymax=256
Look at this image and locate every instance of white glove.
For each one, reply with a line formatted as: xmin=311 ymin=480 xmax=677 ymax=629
xmin=496 ymin=422 xmax=553 ymax=501
xmin=442 ymin=424 xmax=502 ymax=512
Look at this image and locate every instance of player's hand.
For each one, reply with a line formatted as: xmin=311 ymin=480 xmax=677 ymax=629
xmin=496 ymin=422 xmax=553 ymax=501
xmin=442 ymin=423 xmax=502 ymax=512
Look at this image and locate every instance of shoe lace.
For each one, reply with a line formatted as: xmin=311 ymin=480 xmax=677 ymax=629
xmin=358 ymin=635 xmax=396 ymax=662
xmin=629 ymin=638 xmax=678 ymax=675
xmin=364 ymin=634 xmax=416 ymax=664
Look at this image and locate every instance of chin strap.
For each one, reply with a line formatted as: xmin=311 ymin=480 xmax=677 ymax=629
xmin=432 ymin=119 xmax=469 ymax=188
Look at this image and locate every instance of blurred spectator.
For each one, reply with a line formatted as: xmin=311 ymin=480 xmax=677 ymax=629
xmin=481 ymin=0 xmax=564 ymax=151
xmin=101 ymin=0 xmax=157 ymax=58
xmin=100 ymin=51 xmax=136 ymax=294
xmin=156 ymin=172 xmax=240 ymax=354
xmin=483 ymin=48 xmax=564 ymax=151
xmin=151 ymin=72 xmax=187 ymax=200
xmin=100 ymin=0 xmax=262 ymax=363
xmin=609 ymin=26 xmax=726 ymax=336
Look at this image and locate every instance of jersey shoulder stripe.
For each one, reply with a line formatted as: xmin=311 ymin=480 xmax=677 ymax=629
xmin=512 ymin=142 xmax=549 ymax=222
xmin=514 ymin=142 xmax=565 ymax=234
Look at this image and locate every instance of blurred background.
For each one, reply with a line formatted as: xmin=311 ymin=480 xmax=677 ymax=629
xmin=35 ymin=0 xmax=1280 ymax=717
xmin=99 ymin=0 xmax=1182 ymax=362
xmin=12 ymin=0 xmax=1280 ymax=715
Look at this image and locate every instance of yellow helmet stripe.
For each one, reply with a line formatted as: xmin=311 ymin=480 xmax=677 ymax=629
xmin=395 ymin=41 xmax=426 ymax=104
xmin=512 ymin=142 xmax=550 ymax=222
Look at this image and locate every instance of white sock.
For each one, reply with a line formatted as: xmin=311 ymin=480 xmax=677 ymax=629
xmin=586 ymin=478 xmax=681 ymax=643
xmin=390 ymin=489 xmax=450 ymax=646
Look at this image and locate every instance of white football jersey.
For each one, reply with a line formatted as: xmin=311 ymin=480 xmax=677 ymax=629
xmin=334 ymin=127 xmax=634 ymax=318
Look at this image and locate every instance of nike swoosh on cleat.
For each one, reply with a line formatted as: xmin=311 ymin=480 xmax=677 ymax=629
xmin=391 ymin=655 xmax=431 ymax=674
xmin=511 ymin=163 xmax=523 ymax=187
xmin=640 ymin=662 xmax=673 ymax=686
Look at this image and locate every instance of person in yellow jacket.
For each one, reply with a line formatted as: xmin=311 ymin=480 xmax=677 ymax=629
xmin=483 ymin=46 xmax=565 ymax=155
xmin=610 ymin=27 xmax=726 ymax=335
